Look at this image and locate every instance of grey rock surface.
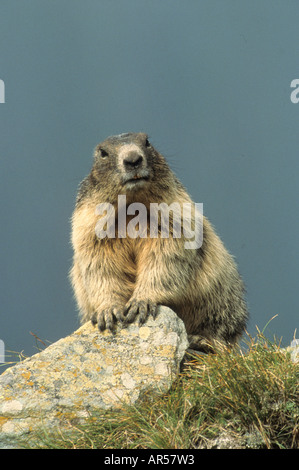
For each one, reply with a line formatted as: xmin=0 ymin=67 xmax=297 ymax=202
xmin=0 ymin=306 xmax=188 ymax=448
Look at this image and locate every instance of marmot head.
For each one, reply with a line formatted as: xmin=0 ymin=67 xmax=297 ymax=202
xmin=89 ymin=132 xmax=175 ymax=205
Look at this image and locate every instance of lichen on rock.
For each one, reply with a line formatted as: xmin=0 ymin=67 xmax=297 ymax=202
xmin=0 ymin=306 xmax=188 ymax=448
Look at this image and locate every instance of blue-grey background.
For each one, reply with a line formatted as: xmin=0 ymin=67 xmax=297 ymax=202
xmin=0 ymin=0 xmax=298 ymax=366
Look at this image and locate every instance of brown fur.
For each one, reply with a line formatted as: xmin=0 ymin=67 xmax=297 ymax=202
xmin=70 ymin=132 xmax=248 ymax=352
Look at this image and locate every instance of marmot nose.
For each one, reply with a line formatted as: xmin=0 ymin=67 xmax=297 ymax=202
xmin=123 ymin=151 xmax=143 ymax=170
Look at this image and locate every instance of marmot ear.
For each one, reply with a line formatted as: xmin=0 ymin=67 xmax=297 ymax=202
xmin=145 ymin=138 xmax=150 ymax=148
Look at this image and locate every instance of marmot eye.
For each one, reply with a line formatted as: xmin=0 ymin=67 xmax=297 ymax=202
xmin=100 ymin=148 xmax=109 ymax=158
xmin=145 ymin=138 xmax=150 ymax=148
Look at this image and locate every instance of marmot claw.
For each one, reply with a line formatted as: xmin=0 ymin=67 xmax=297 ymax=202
xmin=124 ymin=299 xmax=158 ymax=325
xmin=92 ymin=306 xmax=125 ymax=332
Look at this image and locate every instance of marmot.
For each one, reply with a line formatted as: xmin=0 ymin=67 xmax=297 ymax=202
xmin=70 ymin=132 xmax=248 ymax=352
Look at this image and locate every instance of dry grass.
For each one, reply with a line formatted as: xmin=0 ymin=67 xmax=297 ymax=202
xmin=25 ymin=330 xmax=298 ymax=449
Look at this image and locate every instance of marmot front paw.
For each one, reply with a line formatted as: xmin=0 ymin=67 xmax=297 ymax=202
xmin=124 ymin=299 xmax=158 ymax=326
xmin=92 ymin=306 xmax=125 ymax=332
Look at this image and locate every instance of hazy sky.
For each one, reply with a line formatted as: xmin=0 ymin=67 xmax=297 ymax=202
xmin=0 ymin=1 xmax=298 ymax=366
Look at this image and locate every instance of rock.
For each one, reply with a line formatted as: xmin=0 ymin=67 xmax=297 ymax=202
xmin=198 ymin=429 xmax=266 ymax=449
xmin=0 ymin=306 xmax=188 ymax=448
xmin=198 ymin=431 xmax=244 ymax=449
xmin=282 ymin=338 xmax=299 ymax=363
xmin=290 ymin=339 xmax=299 ymax=363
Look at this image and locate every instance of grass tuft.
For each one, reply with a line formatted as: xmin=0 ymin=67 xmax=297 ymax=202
xmin=23 ymin=331 xmax=299 ymax=449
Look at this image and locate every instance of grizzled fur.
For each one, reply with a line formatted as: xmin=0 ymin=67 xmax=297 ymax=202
xmin=70 ymin=132 xmax=248 ymax=352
